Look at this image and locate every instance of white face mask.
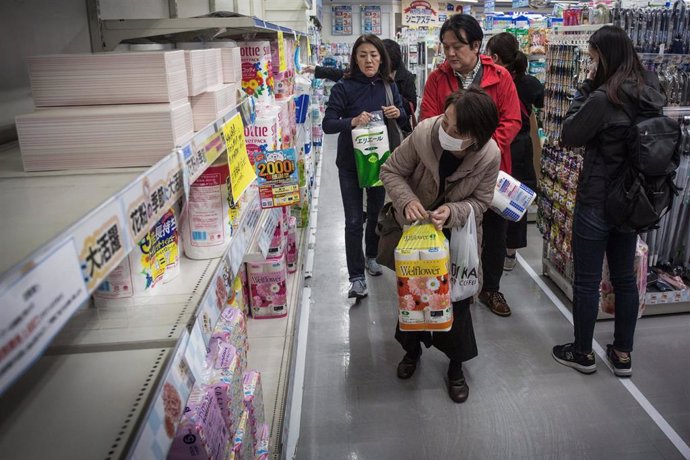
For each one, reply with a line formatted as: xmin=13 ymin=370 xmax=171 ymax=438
xmin=439 ymin=125 xmax=473 ymax=152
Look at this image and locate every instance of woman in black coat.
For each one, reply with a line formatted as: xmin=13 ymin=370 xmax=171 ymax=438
xmin=383 ymin=39 xmax=418 ymax=135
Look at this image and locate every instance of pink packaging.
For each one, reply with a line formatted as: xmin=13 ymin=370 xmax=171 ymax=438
xmin=277 ymin=99 xmax=293 ymax=147
xmin=600 ymin=237 xmax=648 ymax=318
xmin=239 ymin=264 xmax=251 ymax=317
xmin=213 ymin=306 xmax=249 ymax=371
xmin=268 ymin=219 xmax=286 ymax=258
xmin=243 ymin=370 xmax=266 ymax=443
xmin=206 ymin=342 xmax=244 ymax=436
xmin=254 ymin=424 xmax=270 ymax=459
xmin=287 ymin=216 xmax=297 ymax=272
xmin=247 ymin=254 xmax=288 ymax=319
xmin=229 ymin=412 xmax=253 ymax=460
xmin=168 ymin=386 xmax=229 ymax=460
xmin=244 ymin=114 xmax=278 ymax=165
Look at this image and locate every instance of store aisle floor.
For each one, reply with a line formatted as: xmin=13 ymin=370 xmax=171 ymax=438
xmin=296 ymin=135 xmax=690 ymax=459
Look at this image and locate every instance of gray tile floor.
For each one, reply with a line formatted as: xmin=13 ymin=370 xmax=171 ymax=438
xmin=296 ymin=135 xmax=690 ymax=459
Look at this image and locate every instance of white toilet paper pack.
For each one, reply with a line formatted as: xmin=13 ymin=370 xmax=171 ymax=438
xmin=244 ymin=112 xmax=279 ymax=165
xmin=491 ymin=171 xmax=537 ymax=222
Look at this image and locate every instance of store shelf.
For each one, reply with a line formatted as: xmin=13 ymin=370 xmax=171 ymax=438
xmin=0 ymin=98 xmax=253 ymax=395
xmin=542 ymin=257 xmax=574 ymax=302
xmin=101 ymin=16 xmax=307 ymax=51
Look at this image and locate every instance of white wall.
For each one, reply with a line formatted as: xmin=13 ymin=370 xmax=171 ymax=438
xmin=321 ymin=0 xmax=400 ymax=43
xmin=0 ymin=0 xmax=91 ymax=137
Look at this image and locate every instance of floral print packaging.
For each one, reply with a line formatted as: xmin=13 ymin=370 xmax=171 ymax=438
xmin=239 ymin=41 xmax=274 ymax=104
xmin=247 ymin=254 xmax=288 ymax=319
xmin=395 ymin=223 xmax=452 ymax=332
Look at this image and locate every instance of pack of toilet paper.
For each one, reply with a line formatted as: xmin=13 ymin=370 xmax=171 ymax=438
xmin=242 ymin=370 xmax=265 ymax=443
xmin=351 ymin=114 xmax=391 ymax=187
xmin=239 ymin=41 xmax=274 ymax=104
xmin=245 ymin=111 xmax=279 ymax=166
xmin=181 ymin=159 xmax=232 ymax=259
xmin=248 ymin=254 xmax=288 ymax=319
xmin=395 ymin=223 xmax=452 ymax=332
xmin=287 ymin=216 xmax=297 ymax=273
xmin=204 ymin=341 xmax=245 ymax=437
xmin=254 ymin=424 xmax=270 ymax=459
xmin=227 ymin=412 xmax=253 ymax=460
xmin=168 ymin=385 xmax=229 ymax=460
xmin=213 ymin=306 xmax=248 ymax=372
xmin=491 ymin=171 xmax=537 ymax=222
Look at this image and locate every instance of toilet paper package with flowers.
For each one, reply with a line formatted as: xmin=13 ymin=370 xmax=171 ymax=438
xmin=204 ymin=341 xmax=244 ymax=436
xmin=239 ymin=41 xmax=274 ymax=103
xmin=351 ymin=111 xmax=390 ymax=188
xmin=395 ymin=223 xmax=452 ymax=332
xmin=248 ymin=254 xmax=288 ymax=319
xmin=491 ymin=171 xmax=537 ymax=222
xmin=242 ymin=370 xmax=266 ymax=443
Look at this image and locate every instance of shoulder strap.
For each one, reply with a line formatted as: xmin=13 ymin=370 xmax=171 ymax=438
xmin=383 ymin=80 xmax=394 ymax=106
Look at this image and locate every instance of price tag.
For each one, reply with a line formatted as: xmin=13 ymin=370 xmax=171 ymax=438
xmin=222 ymin=113 xmax=257 ymax=205
xmin=0 ymin=239 xmax=88 ymax=393
xmin=277 ymin=31 xmax=288 ymax=73
xmin=73 ymin=201 xmax=131 ymax=292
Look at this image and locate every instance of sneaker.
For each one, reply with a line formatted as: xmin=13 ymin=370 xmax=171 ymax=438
xmin=479 ymin=291 xmax=512 ymax=317
xmin=606 ymin=344 xmax=632 ymax=377
xmin=348 ymin=279 xmax=368 ymax=299
xmin=552 ymin=343 xmax=597 ymax=374
xmin=366 ymin=258 xmax=383 ymax=276
xmin=503 ymin=254 xmax=517 ymax=271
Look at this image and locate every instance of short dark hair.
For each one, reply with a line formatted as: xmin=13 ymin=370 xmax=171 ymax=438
xmin=439 ymin=14 xmax=483 ymax=50
xmin=443 ymin=86 xmax=498 ymax=149
xmin=345 ymin=34 xmax=393 ymax=82
xmin=383 ymin=39 xmax=402 ymax=71
xmin=485 ymin=32 xmax=528 ymax=80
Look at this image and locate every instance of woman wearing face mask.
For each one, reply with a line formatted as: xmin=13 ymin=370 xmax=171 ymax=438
xmin=323 ymin=34 xmax=407 ymax=300
xmin=380 ymin=87 xmax=501 ymax=403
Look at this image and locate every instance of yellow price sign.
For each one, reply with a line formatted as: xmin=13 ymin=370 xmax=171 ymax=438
xmin=277 ymin=31 xmax=288 ymax=73
xmin=222 ymin=113 xmax=256 ymax=204
xmin=307 ymin=37 xmax=312 ymax=59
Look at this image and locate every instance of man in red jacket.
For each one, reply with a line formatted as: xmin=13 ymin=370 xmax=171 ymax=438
xmin=420 ymin=14 xmax=521 ymax=317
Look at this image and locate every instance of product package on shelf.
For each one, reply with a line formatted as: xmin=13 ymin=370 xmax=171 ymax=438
xmin=395 ymin=223 xmax=452 ymax=332
xmin=228 ymin=412 xmax=253 ymax=460
xmin=181 ymin=158 xmax=232 ymax=259
xmin=93 ymin=232 xmax=160 ymax=307
xmin=239 ymin=41 xmax=274 ymax=103
xmin=267 ymin=218 xmax=286 ymax=258
xmin=287 ymin=216 xmax=298 ymax=273
xmin=213 ymin=305 xmax=249 ymax=372
xmin=239 ymin=264 xmax=251 ymax=317
xmin=270 ymin=38 xmax=296 ymax=101
xmin=242 ymin=370 xmax=266 ymax=445
xmin=291 ymin=186 xmax=311 ymax=228
xmin=168 ymin=386 xmax=230 ymax=460
xmin=491 ymin=171 xmax=537 ymax=222
xmin=247 ymin=254 xmax=288 ymax=319
xmin=351 ymin=112 xmax=390 ymax=187
xmin=155 ymin=209 xmax=181 ymax=283
xmin=600 ymin=237 xmax=649 ymax=318
xmin=210 ymin=42 xmax=242 ymax=84
xmin=184 ymin=49 xmax=223 ymax=97
xmin=254 ymin=424 xmax=270 ymax=459
xmin=244 ymin=111 xmax=279 ymax=165
xmin=27 ymin=51 xmax=189 ymax=106
xmin=16 ymin=100 xmax=194 ymax=171
xmin=191 ymin=83 xmax=238 ymax=131
xmin=204 ymin=341 xmax=245 ymax=438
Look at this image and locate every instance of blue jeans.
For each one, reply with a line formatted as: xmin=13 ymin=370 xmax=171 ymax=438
xmin=572 ymin=204 xmax=639 ymax=353
xmin=338 ymin=169 xmax=386 ymax=281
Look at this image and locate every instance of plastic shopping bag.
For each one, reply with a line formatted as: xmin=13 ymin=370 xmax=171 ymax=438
xmin=450 ymin=207 xmax=480 ymax=301
xmin=351 ymin=111 xmax=390 ymax=188
xmin=394 ymin=223 xmax=452 ymax=332
xmin=599 ymin=237 xmax=648 ymax=318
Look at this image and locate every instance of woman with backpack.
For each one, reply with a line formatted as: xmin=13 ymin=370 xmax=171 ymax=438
xmin=484 ymin=33 xmax=544 ymax=273
xmin=552 ymin=26 xmax=666 ymax=377
xmin=322 ymin=34 xmax=407 ymax=300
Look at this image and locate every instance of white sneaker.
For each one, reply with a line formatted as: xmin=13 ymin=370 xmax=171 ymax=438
xmin=366 ymin=258 xmax=383 ymax=276
xmin=503 ymin=255 xmax=517 ymax=271
xmin=348 ymin=279 xmax=368 ymax=299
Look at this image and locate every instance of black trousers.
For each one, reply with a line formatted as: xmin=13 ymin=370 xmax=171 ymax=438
xmin=506 ymin=132 xmax=536 ymax=251
xmin=482 ymin=209 xmax=508 ymax=292
xmin=395 ymin=298 xmax=477 ymax=363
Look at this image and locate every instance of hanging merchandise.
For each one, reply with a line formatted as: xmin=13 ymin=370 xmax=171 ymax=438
xmin=395 ymin=223 xmax=452 ymax=332
xmin=351 ymin=111 xmax=391 ymax=188
xmin=181 ymin=158 xmax=232 ymax=260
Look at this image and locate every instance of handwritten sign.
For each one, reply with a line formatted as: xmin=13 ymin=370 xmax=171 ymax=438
xmin=277 ymin=31 xmax=288 ymax=73
xmin=222 ymin=113 xmax=256 ymax=205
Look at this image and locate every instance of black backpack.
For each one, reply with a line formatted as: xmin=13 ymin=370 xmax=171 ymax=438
xmin=605 ymin=106 xmax=682 ymax=232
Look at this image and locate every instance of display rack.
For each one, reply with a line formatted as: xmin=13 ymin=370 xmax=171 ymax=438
xmin=538 ymin=22 xmax=690 ymax=318
xmin=98 ymin=16 xmax=307 ymax=51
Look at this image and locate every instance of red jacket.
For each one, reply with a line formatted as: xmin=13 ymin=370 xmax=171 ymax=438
xmin=420 ymin=56 xmax=521 ymax=173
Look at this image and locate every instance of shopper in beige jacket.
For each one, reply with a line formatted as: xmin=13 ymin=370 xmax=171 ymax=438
xmin=380 ymin=87 xmax=500 ymax=403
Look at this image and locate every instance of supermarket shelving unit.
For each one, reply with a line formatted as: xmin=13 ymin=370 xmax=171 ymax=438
xmin=0 ymin=15 xmax=319 ymax=460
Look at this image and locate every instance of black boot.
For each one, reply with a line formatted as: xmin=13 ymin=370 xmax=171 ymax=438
xmin=397 ymin=351 xmax=420 ymax=379
xmin=448 ymin=361 xmax=469 ymax=403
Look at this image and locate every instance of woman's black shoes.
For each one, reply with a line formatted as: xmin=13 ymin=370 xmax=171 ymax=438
xmin=396 ymin=354 xmax=419 ymax=379
xmin=448 ymin=377 xmax=469 ymax=403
